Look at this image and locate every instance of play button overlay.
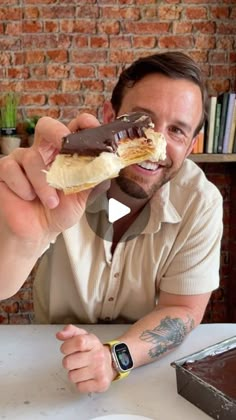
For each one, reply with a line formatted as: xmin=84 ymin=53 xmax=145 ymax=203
xmin=108 ymin=198 xmax=130 ymax=223
xmin=85 ymin=179 xmax=151 ymax=243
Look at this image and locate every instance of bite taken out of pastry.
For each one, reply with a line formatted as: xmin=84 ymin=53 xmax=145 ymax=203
xmin=46 ymin=112 xmax=167 ymax=194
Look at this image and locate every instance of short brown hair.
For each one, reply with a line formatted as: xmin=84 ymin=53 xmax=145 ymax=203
xmin=111 ymin=51 xmax=208 ymax=137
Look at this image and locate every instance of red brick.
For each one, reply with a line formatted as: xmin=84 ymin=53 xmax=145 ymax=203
xmin=0 ymin=52 xmax=11 ymax=66
xmin=7 ymin=67 xmax=29 ymax=79
xmin=212 ymin=65 xmax=232 ymax=78
xmin=44 ymin=21 xmax=59 ymax=33
xmin=25 ymin=51 xmax=45 ymax=64
xmin=23 ymin=34 xmax=59 ymax=49
xmin=0 ymin=7 xmax=22 ymax=20
xmin=158 ymin=35 xmax=193 ymax=49
xmin=22 ymin=21 xmax=42 ymax=33
xmin=90 ymin=35 xmax=109 ymax=49
xmin=216 ymin=36 xmax=234 ymax=49
xmin=76 ymin=5 xmax=99 ymax=18
xmin=230 ymin=7 xmax=236 ymax=19
xmin=101 ymin=6 xmax=140 ymax=20
xmin=97 ymin=65 xmax=117 ymax=79
xmin=83 ymin=93 xmax=105 ymax=106
xmin=13 ymin=52 xmax=25 ymax=65
xmin=73 ymin=35 xmax=88 ymax=48
xmin=109 ymin=35 xmax=131 ymax=49
xmin=159 ymin=5 xmax=183 ymax=20
xmin=210 ymin=6 xmax=230 ymax=19
xmin=193 ymin=22 xmax=216 ymax=34
xmin=71 ymin=50 xmax=107 ymax=64
xmin=208 ymin=51 xmax=228 ymax=64
xmin=31 ymin=65 xmax=47 ymax=77
xmin=60 ymin=107 xmax=96 ymax=123
xmin=46 ymin=50 xmax=67 ymax=63
xmin=141 ymin=7 xmax=157 ymax=19
xmin=47 ymin=64 xmax=71 ymax=78
xmin=217 ymin=22 xmax=236 ymax=35
xmin=40 ymin=5 xmax=76 ymax=19
xmin=109 ymin=50 xmax=135 ymax=64
xmin=132 ymin=36 xmax=156 ymax=49
xmin=195 ymin=35 xmax=216 ymax=49
xmin=74 ymin=65 xmax=95 ymax=78
xmin=81 ymin=80 xmax=104 ymax=91
xmin=48 ymin=93 xmax=82 ymax=106
xmin=188 ymin=50 xmax=208 ymax=63
xmin=97 ymin=21 xmax=120 ymax=35
xmin=0 ymin=315 xmax=8 ymax=324
xmin=125 ymin=21 xmax=170 ymax=34
xmin=61 ymin=80 xmax=81 ymax=93
xmin=23 ymin=6 xmax=40 ymax=19
xmin=5 ymin=22 xmax=22 ymax=35
xmin=173 ymin=22 xmax=193 ymax=34
xmin=185 ymin=7 xmax=207 ymax=19
xmin=60 ymin=20 xmax=96 ymax=34
xmin=24 ymin=80 xmax=59 ymax=91
xmin=21 ymin=94 xmax=46 ymax=106
xmin=136 ymin=0 xmax=157 ymax=3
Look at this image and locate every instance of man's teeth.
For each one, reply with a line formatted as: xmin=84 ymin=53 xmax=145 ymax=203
xmin=137 ymin=161 xmax=159 ymax=171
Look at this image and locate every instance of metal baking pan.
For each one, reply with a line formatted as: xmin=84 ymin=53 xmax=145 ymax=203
xmin=171 ymin=336 xmax=236 ymax=420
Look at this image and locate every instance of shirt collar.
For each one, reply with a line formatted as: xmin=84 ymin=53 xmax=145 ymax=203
xmin=85 ymin=181 xmax=182 ymax=237
xmin=143 ymin=182 xmax=182 ymax=234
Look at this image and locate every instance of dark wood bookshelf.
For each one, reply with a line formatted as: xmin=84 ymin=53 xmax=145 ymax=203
xmin=190 ymin=154 xmax=236 ymax=163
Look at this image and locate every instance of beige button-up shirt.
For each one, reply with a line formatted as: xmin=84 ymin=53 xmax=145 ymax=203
xmin=33 ymin=159 xmax=223 ymax=324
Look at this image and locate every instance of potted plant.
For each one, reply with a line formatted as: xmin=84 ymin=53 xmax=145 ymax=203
xmin=0 ymin=92 xmax=21 ymax=155
xmin=24 ymin=115 xmax=40 ymax=146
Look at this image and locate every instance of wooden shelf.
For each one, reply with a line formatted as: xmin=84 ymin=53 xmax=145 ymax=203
xmin=189 ymin=154 xmax=236 ymax=163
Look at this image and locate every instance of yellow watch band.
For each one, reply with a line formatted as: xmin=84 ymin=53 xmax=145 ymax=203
xmin=105 ymin=340 xmax=132 ymax=381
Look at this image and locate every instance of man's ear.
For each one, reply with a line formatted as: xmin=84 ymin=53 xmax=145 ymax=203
xmin=103 ymin=101 xmax=116 ymax=123
xmin=185 ymin=135 xmax=198 ymax=158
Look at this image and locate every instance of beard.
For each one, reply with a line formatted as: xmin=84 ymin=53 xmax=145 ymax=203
xmin=116 ymin=167 xmax=172 ymax=199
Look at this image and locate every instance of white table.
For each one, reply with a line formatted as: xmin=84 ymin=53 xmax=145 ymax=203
xmin=0 ymin=323 xmax=235 ymax=420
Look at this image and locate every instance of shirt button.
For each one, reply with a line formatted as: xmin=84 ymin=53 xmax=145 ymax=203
xmin=108 ymin=297 xmax=114 ymax=302
xmin=114 ymin=272 xmax=119 ymax=278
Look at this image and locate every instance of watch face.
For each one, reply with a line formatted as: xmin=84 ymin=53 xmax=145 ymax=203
xmin=114 ymin=342 xmax=134 ymax=372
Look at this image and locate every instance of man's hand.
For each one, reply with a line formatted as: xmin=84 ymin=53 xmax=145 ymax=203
xmin=0 ymin=113 xmax=109 ymax=299
xmin=56 ymin=324 xmax=117 ymax=393
xmin=0 ymin=114 xmax=102 ymax=241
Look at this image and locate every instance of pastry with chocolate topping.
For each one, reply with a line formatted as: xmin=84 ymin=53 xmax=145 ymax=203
xmin=46 ymin=112 xmax=166 ymax=194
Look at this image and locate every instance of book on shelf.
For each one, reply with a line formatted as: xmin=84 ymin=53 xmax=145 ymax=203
xmin=205 ymin=96 xmax=217 ymax=153
xmin=216 ymin=92 xmax=230 ymax=153
xmin=222 ymin=93 xmax=236 ymax=153
xmin=233 ymin=124 xmax=236 ymax=153
xmin=227 ymin=100 xmax=236 ymax=153
xmin=192 ymin=126 xmax=205 ymax=153
xmin=212 ymin=102 xmax=222 ymax=153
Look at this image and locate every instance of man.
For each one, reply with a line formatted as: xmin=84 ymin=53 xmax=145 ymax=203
xmin=0 ymin=52 xmax=223 ymax=393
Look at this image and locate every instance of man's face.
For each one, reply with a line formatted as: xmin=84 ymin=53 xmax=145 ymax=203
xmin=105 ymin=73 xmax=203 ymax=199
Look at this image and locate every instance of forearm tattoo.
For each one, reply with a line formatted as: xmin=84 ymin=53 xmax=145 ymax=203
xmin=140 ymin=315 xmax=195 ymax=359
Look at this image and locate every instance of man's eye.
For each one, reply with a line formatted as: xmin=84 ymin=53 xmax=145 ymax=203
xmin=170 ymin=126 xmax=183 ymax=135
xmin=168 ymin=126 xmax=187 ymax=144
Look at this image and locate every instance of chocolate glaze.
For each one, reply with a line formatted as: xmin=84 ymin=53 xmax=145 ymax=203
xmin=183 ymin=347 xmax=236 ymax=399
xmin=60 ymin=112 xmax=153 ymax=156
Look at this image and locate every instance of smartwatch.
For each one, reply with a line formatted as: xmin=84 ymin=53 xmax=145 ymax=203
xmin=105 ymin=340 xmax=134 ymax=381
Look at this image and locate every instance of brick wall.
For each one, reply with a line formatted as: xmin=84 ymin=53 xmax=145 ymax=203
xmin=0 ymin=1 xmax=236 ymax=323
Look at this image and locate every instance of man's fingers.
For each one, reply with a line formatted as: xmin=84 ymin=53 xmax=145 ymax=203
xmin=59 ymin=333 xmax=99 ymax=355
xmin=0 ymin=154 xmax=36 ymax=201
xmin=56 ymin=324 xmax=88 ymax=341
xmin=67 ymin=113 xmax=100 ymax=132
xmin=34 ymin=116 xmax=70 ymax=150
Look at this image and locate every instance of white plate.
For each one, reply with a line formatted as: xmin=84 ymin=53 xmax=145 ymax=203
xmin=91 ymin=415 xmax=154 ymax=420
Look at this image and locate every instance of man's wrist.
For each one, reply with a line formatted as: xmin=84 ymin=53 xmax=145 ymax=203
xmin=104 ymin=340 xmax=134 ymax=381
